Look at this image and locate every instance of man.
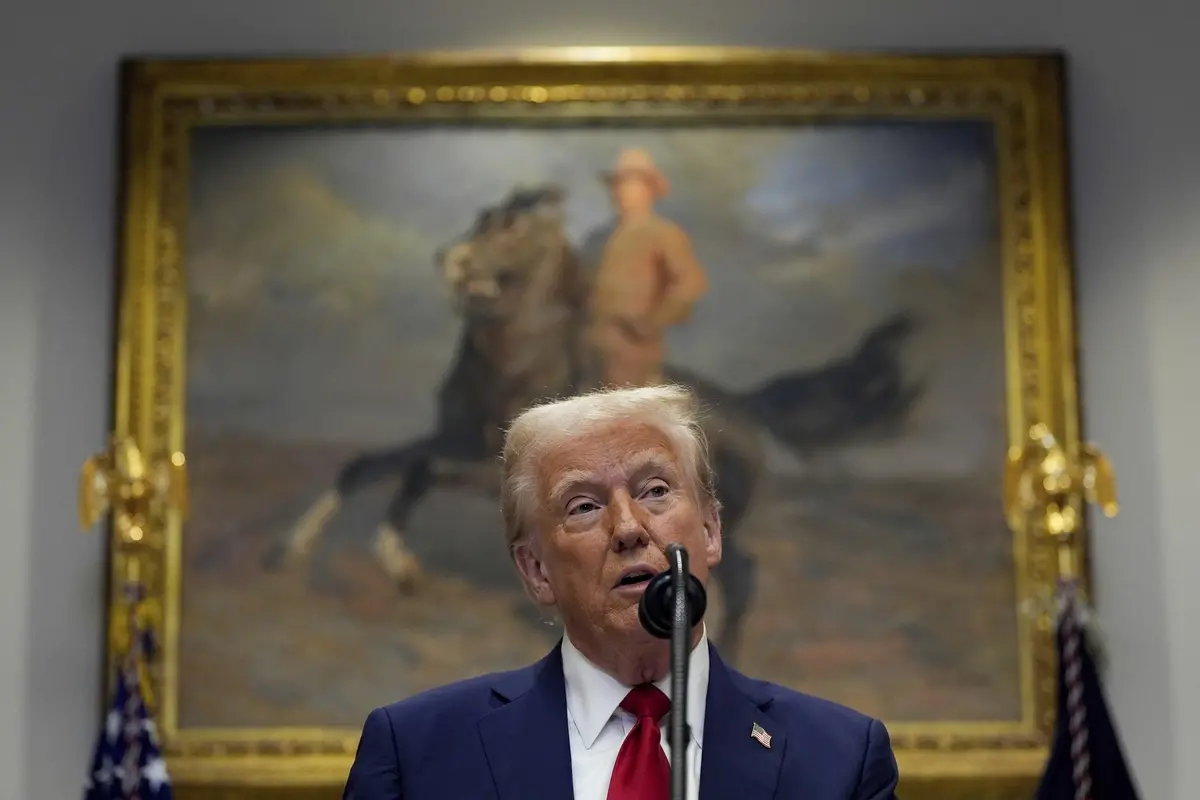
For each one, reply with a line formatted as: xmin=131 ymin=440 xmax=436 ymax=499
xmin=587 ymin=149 xmax=709 ymax=388
xmin=344 ymin=385 xmax=899 ymax=800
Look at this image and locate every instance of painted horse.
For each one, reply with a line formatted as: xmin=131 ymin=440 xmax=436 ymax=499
xmin=261 ymin=185 xmax=922 ymax=662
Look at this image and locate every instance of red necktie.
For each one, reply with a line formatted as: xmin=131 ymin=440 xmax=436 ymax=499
xmin=606 ymin=684 xmax=671 ymax=800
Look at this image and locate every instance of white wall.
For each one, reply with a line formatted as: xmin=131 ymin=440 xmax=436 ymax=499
xmin=1 ymin=1 xmax=1196 ymax=798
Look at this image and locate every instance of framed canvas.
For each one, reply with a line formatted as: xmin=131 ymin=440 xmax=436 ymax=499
xmin=103 ymin=47 xmax=1083 ymax=800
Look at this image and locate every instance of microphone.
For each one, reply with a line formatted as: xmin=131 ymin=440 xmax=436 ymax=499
xmin=637 ymin=544 xmax=708 ymax=638
xmin=637 ymin=543 xmax=707 ymax=800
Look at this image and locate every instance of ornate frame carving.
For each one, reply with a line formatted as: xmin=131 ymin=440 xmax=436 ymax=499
xmin=106 ymin=47 xmax=1082 ymax=800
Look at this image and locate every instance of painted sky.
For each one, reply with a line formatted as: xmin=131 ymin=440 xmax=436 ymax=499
xmin=184 ymin=120 xmax=1006 ymax=477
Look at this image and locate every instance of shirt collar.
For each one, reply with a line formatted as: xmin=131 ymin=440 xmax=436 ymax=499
xmin=562 ymin=626 xmax=710 ymax=750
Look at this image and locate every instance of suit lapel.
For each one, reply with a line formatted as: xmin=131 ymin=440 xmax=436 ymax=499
xmin=478 ymin=643 xmax=575 ymax=800
xmin=699 ymin=645 xmax=786 ymax=800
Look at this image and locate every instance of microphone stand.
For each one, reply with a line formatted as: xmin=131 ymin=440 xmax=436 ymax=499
xmin=667 ymin=544 xmax=690 ymax=800
xmin=638 ymin=544 xmax=705 ymax=800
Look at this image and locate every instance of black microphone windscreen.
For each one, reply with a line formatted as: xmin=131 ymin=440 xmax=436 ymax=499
xmin=637 ymin=563 xmax=707 ymax=639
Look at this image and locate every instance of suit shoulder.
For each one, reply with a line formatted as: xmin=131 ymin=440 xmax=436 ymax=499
xmin=750 ymin=678 xmax=884 ymax=752
xmin=768 ymin=682 xmax=877 ymax=728
xmin=349 ymin=665 xmax=538 ymax=795
xmin=373 ymin=665 xmax=522 ymax=725
xmin=753 ymin=680 xmax=899 ymax=796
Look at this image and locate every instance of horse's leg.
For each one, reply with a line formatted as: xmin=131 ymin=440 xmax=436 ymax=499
xmin=302 ymin=501 xmax=353 ymax=595
xmin=260 ymin=438 xmax=432 ymax=572
xmin=371 ymin=457 xmax=433 ymax=593
xmin=710 ymin=450 xmax=759 ymax=664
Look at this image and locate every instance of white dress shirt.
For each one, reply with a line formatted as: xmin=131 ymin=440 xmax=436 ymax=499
xmin=561 ymin=628 xmax=709 ymax=800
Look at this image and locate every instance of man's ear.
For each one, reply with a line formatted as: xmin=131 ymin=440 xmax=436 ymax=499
xmin=512 ymin=539 xmax=556 ymax=606
xmin=702 ymin=500 xmax=723 ymax=569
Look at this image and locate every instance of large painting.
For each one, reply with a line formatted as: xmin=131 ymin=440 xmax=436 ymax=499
xmin=106 ymin=50 xmax=1081 ymax=800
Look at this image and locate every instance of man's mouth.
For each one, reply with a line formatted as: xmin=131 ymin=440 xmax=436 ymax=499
xmin=615 ymin=569 xmax=656 ymax=588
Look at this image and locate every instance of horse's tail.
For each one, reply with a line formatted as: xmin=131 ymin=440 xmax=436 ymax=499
xmin=739 ymin=311 xmax=923 ymax=456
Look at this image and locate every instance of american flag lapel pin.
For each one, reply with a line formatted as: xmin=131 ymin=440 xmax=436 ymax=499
xmin=750 ymin=722 xmax=772 ymax=749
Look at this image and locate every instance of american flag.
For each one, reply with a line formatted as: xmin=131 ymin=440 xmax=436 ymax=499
xmin=1035 ymin=581 xmax=1140 ymax=800
xmin=750 ymin=722 xmax=772 ymax=749
xmin=84 ymin=582 xmax=173 ymax=800
xmin=83 ymin=665 xmax=173 ymax=800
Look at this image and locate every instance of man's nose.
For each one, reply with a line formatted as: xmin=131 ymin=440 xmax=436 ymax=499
xmin=609 ymin=492 xmax=649 ymax=551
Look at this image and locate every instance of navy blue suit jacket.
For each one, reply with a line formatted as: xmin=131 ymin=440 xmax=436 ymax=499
xmin=344 ymin=642 xmax=899 ymax=799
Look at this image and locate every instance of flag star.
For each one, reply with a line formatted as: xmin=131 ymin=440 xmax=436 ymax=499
xmin=93 ymin=756 xmax=115 ymax=785
xmin=142 ymin=756 xmax=170 ymax=791
xmin=105 ymin=710 xmax=122 ymax=742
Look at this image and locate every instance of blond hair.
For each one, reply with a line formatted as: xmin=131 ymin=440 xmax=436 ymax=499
xmin=500 ymin=384 xmax=718 ymax=550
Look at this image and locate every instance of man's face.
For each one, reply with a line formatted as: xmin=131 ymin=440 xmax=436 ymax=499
xmin=513 ymin=420 xmax=722 ymax=642
xmin=610 ymin=174 xmax=656 ymax=216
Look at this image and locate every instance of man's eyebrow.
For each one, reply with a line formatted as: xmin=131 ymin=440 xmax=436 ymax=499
xmin=549 ymin=469 xmax=592 ymax=502
xmin=626 ymin=450 xmax=678 ymax=480
xmin=547 ymin=449 xmax=678 ymax=501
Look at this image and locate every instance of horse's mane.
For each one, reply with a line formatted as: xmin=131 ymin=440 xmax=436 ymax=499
xmin=469 ymin=185 xmax=565 ymax=236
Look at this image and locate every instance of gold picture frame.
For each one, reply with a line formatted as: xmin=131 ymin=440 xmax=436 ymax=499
xmin=104 ymin=47 xmax=1083 ymax=800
